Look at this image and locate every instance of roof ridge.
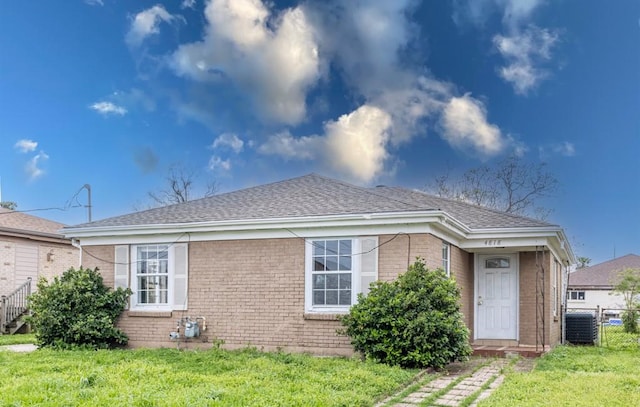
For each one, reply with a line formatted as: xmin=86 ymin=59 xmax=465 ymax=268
xmin=378 ymin=186 xmax=556 ymax=226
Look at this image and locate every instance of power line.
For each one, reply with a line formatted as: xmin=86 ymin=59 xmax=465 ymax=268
xmin=81 ymin=232 xmax=192 ymax=266
xmin=0 ymin=185 xmax=90 ymax=217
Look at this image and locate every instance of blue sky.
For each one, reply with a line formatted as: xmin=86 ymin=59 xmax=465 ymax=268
xmin=1 ymin=0 xmax=638 ymax=264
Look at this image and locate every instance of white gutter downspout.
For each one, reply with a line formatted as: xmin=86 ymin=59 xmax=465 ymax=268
xmin=71 ymin=238 xmax=82 ymax=267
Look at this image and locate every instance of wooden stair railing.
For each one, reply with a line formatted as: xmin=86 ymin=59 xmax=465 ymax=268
xmin=1 ymin=278 xmax=32 ymax=335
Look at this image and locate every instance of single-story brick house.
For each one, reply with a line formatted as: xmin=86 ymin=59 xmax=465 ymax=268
xmin=63 ymin=174 xmax=575 ymax=354
xmin=567 ymin=254 xmax=640 ymax=319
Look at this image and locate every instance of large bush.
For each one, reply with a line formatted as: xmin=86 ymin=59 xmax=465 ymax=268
xmin=28 ymin=267 xmax=132 ymax=349
xmin=340 ymin=259 xmax=471 ymax=368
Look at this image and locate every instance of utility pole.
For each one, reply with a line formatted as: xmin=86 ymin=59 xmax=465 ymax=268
xmin=83 ymin=184 xmax=92 ymax=222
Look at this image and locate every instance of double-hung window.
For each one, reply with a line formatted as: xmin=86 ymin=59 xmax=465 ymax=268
xmin=136 ymin=245 xmax=169 ymax=306
xmin=305 ymin=237 xmax=377 ymax=313
xmin=115 ymin=243 xmax=188 ymax=311
xmin=311 ymin=239 xmax=353 ymax=307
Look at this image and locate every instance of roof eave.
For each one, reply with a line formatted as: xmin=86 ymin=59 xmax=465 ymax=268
xmin=62 ymin=210 xmax=449 ymax=239
xmin=0 ymin=226 xmax=70 ymax=244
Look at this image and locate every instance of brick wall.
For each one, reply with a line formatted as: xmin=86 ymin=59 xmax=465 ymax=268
xmin=451 ymin=246 xmax=473 ymax=334
xmin=82 ymin=233 xmax=475 ymax=355
xmin=519 ymin=251 xmax=559 ymax=347
xmin=377 ymin=233 xmax=447 ymax=281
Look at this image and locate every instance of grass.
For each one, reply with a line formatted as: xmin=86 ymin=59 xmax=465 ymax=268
xmin=599 ymin=324 xmax=640 ymax=349
xmin=0 ymin=347 xmax=417 ymax=406
xmin=0 ymin=333 xmax=36 ymax=346
xmin=477 ymin=346 xmax=640 ymax=407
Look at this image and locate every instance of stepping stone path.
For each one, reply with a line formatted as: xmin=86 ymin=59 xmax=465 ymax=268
xmin=379 ymin=358 xmax=529 ymax=407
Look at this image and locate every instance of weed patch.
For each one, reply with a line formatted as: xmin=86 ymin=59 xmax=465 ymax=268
xmin=0 ymin=347 xmax=416 ymax=406
xmin=477 ymin=346 xmax=640 ymax=406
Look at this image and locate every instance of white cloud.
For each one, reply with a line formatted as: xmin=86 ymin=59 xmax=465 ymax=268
xmin=90 ymin=101 xmax=127 ymax=116
xmin=14 ymin=139 xmax=38 ymax=153
xmin=259 ymin=105 xmax=392 ymax=183
xmin=112 ymin=88 xmax=156 ymax=112
xmin=25 ymin=151 xmax=49 ymax=181
xmin=211 ymin=133 xmax=244 ymax=153
xmin=441 ymin=94 xmax=505 ymax=157
xmin=126 ymin=5 xmax=177 ymax=47
xmin=452 ymin=1 xmax=558 ymax=95
xmin=171 ymin=0 xmax=509 ymax=176
xmin=310 ymin=1 xmax=417 ymax=92
xmin=208 ymin=155 xmax=231 ymax=171
xmin=171 ymin=0 xmax=320 ymax=125
xmin=539 ymin=141 xmax=575 ymax=159
xmin=324 ymin=105 xmax=392 ymax=182
xmin=85 ymin=0 xmax=104 ymax=6
xmin=494 ymin=26 xmax=559 ymax=94
xmin=500 ymin=0 xmax=544 ymax=30
xmin=453 ymin=0 xmax=544 ymax=29
xmin=181 ymin=0 xmax=196 ymax=9
xmin=553 ymin=141 xmax=575 ymax=157
xmin=258 ymin=131 xmax=320 ymax=160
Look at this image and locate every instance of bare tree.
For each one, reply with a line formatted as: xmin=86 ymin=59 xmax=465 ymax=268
xmin=430 ymin=155 xmax=558 ymax=219
xmin=145 ymin=165 xmax=217 ymax=208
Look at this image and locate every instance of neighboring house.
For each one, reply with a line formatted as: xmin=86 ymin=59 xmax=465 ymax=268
xmin=0 ymin=208 xmax=79 ymax=296
xmin=1 ymin=207 xmax=79 ymax=334
xmin=63 ymin=174 xmax=575 ymax=355
xmin=567 ymin=254 xmax=640 ymax=318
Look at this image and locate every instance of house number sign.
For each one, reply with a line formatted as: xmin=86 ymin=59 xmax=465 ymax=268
xmin=484 ymin=239 xmax=502 ymax=246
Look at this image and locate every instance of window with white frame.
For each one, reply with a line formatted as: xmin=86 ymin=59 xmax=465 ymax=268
xmin=136 ymin=245 xmax=169 ymax=305
xmin=118 ymin=243 xmax=188 ymax=311
xmin=305 ymin=237 xmax=377 ymax=313
xmin=553 ymin=260 xmax=559 ymax=316
xmin=442 ymin=242 xmax=450 ymax=277
xmin=569 ymin=291 xmax=585 ymax=301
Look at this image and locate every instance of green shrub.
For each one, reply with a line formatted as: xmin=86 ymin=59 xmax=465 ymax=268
xmin=27 ymin=267 xmax=132 ymax=349
xmin=621 ymin=309 xmax=638 ymax=334
xmin=340 ymin=259 xmax=471 ymax=369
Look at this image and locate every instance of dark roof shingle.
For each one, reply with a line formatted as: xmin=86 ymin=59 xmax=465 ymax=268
xmin=66 ymin=173 xmax=555 ymax=230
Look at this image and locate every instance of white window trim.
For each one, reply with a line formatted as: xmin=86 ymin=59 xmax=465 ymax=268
xmin=130 ymin=244 xmax=175 ymax=311
xmin=568 ymin=290 xmax=586 ymax=301
xmin=304 ymin=237 xmax=377 ymax=314
xmin=553 ymin=261 xmax=559 ymax=316
xmin=442 ymin=242 xmax=451 ymax=277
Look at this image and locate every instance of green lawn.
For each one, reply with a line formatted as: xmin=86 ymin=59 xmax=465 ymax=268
xmin=478 ymin=346 xmax=640 ymax=407
xmin=0 ymin=347 xmax=417 ymax=406
xmin=0 ymin=333 xmax=36 ymax=346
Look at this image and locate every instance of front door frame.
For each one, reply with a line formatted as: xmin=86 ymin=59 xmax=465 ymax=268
xmin=474 ymin=253 xmax=519 ymax=341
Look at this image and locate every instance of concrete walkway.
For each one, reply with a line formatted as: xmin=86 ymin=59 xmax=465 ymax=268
xmin=378 ymin=357 xmax=534 ymax=407
xmin=0 ymin=344 xmax=37 ymax=352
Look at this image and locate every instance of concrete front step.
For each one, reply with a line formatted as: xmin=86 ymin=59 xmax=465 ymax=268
xmin=472 ymin=345 xmax=549 ymax=358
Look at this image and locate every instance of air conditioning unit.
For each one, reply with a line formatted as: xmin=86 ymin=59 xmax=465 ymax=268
xmin=565 ymin=313 xmax=598 ymax=345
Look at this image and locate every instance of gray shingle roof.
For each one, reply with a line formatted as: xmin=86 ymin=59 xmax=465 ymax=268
xmin=66 ymin=173 xmax=554 ymax=230
xmin=568 ymin=254 xmax=640 ymax=288
xmin=370 ymin=186 xmax=553 ymax=229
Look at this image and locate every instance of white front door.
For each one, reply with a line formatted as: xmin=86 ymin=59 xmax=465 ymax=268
xmin=476 ymin=254 xmax=518 ymax=340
